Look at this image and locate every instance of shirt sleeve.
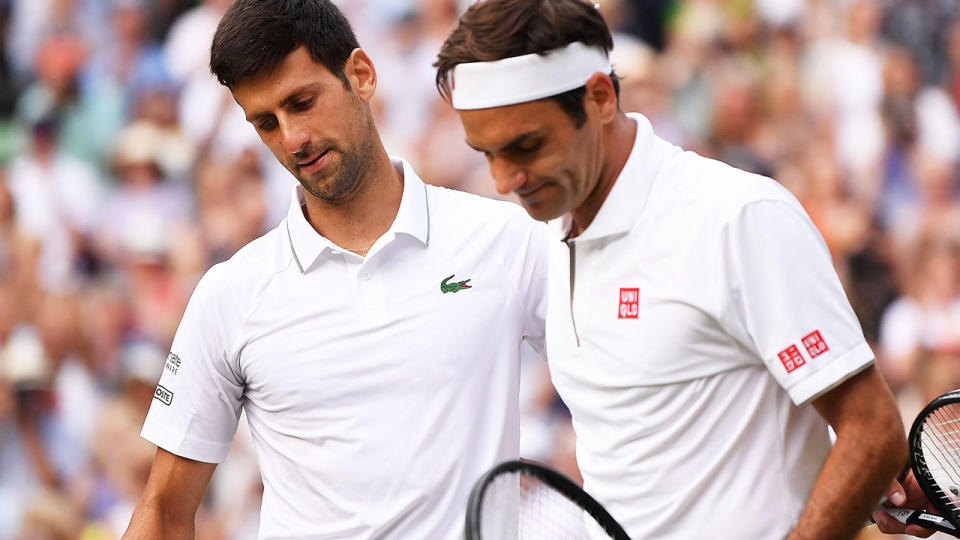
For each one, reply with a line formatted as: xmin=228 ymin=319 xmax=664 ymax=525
xmin=140 ymin=264 xmax=244 ymax=463
xmin=516 ymin=217 xmax=549 ymax=360
xmin=723 ymin=199 xmax=874 ymax=406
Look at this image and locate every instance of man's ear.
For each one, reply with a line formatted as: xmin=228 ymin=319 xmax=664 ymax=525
xmin=345 ymin=48 xmax=377 ymax=101
xmin=584 ymin=72 xmax=618 ymax=124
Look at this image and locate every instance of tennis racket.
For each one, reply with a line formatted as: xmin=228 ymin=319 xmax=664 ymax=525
xmin=465 ymin=460 xmax=630 ymax=540
xmin=876 ymin=389 xmax=960 ymax=537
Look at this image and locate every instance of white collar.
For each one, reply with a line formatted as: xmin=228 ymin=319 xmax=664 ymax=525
xmin=564 ymin=113 xmax=672 ymax=242
xmin=285 ymin=157 xmax=429 ymax=272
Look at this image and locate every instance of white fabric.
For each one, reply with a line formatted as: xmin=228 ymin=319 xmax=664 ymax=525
xmin=450 ymin=42 xmax=612 ymax=110
xmin=141 ymin=158 xmax=548 ymax=539
xmin=545 ymin=114 xmax=875 ymax=539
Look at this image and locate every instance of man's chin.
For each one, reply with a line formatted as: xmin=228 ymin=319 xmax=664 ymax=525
xmin=299 ymin=174 xmax=364 ymax=204
xmin=521 ymin=201 xmax=562 ymax=223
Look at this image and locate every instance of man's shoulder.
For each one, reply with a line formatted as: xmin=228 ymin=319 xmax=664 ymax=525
xmin=666 ymin=151 xmax=802 ymax=221
xmin=425 ymin=183 xmax=541 ymax=233
xmin=193 ymin=224 xmax=293 ymax=303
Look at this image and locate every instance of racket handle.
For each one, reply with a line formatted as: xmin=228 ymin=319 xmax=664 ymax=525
xmin=871 ymin=507 xmax=960 ymax=538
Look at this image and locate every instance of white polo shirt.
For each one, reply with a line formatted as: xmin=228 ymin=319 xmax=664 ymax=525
xmin=546 ymin=114 xmax=874 ymax=539
xmin=141 ymin=158 xmax=548 ymax=539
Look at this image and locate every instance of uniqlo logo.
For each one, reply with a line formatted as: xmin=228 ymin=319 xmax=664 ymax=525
xmin=802 ymin=330 xmax=829 ymax=359
xmin=618 ymin=288 xmax=639 ymax=319
xmin=778 ymin=344 xmax=805 ymax=373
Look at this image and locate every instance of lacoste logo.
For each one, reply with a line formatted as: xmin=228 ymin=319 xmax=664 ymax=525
xmin=154 ymin=385 xmax=173 ymax=406
xmin=441 ymin=274 xmax=472 ymax=294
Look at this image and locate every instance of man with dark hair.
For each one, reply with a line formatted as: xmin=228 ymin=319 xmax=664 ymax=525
xmin=437 ymin=0 xmax=909 ymax=538
xmin=123 ymin=1 xmax=547 ymax=538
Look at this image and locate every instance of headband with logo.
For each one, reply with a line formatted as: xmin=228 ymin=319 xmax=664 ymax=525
xmin=449 ymin=41 xmax=613 ymax=111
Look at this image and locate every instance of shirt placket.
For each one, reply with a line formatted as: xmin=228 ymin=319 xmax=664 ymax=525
xmin=345 ymin=252 xmax=390 ymax=323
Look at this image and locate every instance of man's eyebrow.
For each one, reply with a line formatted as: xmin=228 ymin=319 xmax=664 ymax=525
xmin=465 ymin=131 xmax=543 ymax=154
xmin=245 ymin=84 xmax=321 ymax=122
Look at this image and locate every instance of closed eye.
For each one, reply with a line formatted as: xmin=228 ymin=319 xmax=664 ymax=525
xmin=512 ymin=140 xmax=542 ymax=155
xmin=257 ymin=117 xmax=278 ymax=131
xmin=292 ymin=98 xmax=313 ymax=112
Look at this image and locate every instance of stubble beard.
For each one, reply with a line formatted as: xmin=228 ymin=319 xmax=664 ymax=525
xmin=297 ymin=106 xmax=376 ymax=204
xmin=298 ymin=144 xmax=368 ymax=203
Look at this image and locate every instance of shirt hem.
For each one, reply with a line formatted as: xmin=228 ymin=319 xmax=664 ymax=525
xmin=787 ymin=342 xmax=875 ymax=406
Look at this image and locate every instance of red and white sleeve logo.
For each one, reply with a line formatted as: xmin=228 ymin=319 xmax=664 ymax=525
xmin=777 ymin=344 xmax=805 ymax=373
xmin=802 ymin=330 xmax=829 ymax=359
xmin=618 ymin=288 xmax=639 ymax=319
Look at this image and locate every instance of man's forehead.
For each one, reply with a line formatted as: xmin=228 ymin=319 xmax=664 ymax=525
xmin=232 ymin=48 xmax=334 ymax=102
xmin=458 ymin=99 xmax=565 ymax=146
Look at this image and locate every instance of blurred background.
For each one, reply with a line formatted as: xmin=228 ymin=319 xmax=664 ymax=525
xmin=0 ymin=0 xmax=957 ymax=538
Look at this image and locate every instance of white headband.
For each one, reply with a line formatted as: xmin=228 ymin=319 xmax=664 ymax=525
xmin=450 ymin=41 xmax=612 ymax=110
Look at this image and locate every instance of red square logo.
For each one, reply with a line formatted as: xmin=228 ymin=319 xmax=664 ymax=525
xmin=778 ymin=344 xmax=805 ymax=373
xmin=802 ymin=330 xmax=829 ymax=359
xmin=618 ymin=288 xmax=639 ymax=319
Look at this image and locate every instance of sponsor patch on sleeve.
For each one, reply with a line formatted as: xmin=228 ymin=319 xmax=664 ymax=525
xmin=801 ymin=330 xmax=829 ymax=359
xmin=777 ymin=344 xmax=805 ymax=374
xmin=164 ymin=352 xmax=181 ymax=375
xmin=154 ymin=385 xmax=173 ymax=406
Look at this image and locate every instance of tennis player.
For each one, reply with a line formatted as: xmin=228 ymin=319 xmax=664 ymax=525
xmin=122 ymin=1 xmax=547 ymax=538
xmin=436 ymin=1 xmax=908 ymax=538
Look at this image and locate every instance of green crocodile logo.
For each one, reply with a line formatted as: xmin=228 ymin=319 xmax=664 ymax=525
xmin=441 ymin=274 xmax=472 ymax=294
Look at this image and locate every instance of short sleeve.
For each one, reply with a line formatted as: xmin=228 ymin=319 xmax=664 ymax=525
xmin=518 ymin=219 xmax=549 ymax=359
xmin=723 ymin=199 xmax=874 ymax=406
xmin=140 ymin=265 xmax=244 ymax=463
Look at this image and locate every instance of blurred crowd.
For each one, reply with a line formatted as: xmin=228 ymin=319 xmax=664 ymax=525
xmin=0 ymin=0 xmax=957 ymax=538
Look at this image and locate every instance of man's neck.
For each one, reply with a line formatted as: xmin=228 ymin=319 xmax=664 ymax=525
xmin=302 ymin=145 xmax=404 ymax=256
xmin=569 ymin=112 xmax=637 ymax=237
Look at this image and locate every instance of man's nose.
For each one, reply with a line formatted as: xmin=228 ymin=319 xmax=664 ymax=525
xmin=491 ymin=158 xmax=527 ymax=195
xmin=280 ymin=118 xmax=310 ymax=156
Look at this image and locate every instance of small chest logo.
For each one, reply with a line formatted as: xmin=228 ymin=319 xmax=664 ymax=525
xmin=153 ymin=385 xmax=173 ymax=406
xmin=618 ymin=288 xmax=639 ymax=319
xmin=441 ymin=274 xmax=472 ymax=294
xmin=801 ymin=330 xmax=829 ymax=359
xmin=778 ymin=344 xmax=806 ymax=373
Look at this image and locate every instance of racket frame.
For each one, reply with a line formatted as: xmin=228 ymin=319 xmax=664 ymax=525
xmin=909 ymin=389 xmax=960 ymax=535
xmin=465 ymin=460 xmax=631 ymax=540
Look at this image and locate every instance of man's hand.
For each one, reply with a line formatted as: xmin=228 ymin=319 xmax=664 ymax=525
xmin=872 ymin=471 xmax=935 ymax=538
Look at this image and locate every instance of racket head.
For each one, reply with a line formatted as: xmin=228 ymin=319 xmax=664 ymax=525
xmin=465 ymin=460 xmax=630 ymax=540
xmin=910 ymin=388 xmax=960 ymax=529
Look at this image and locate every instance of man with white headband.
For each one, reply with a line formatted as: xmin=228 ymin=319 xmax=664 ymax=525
xmin=436 ymin=0 xmax=908 ymax=538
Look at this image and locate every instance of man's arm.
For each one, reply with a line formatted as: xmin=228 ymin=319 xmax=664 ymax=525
xmin=122 ymin=448 xmax=217 ymax=540
xmin=788 ymin=366 xmax=907 ymax=540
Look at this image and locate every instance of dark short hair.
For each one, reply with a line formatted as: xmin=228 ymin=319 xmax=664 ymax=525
xmin=210 ymin=0 xmax=360 ymax=90
xmin=435 ymin=0 xmax=619 ymax=127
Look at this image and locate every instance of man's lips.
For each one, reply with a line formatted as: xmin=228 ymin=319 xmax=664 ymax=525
xmin=515 ymin=181 xmax=548 ymax=199
xmin=296 ymin=149 xmax=329 ymax=172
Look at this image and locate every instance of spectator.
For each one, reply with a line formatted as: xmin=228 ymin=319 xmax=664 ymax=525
xmin=5 ymin=117 xmax=103 ymax=292
xmin=878 ymin=237 xmax=960 ymax=388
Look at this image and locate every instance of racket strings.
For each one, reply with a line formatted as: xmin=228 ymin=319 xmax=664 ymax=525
xmin=479 ymin=472 xmax=611 ymax=539
xmin=923 ymin=409 xmax=960 ymax=483
xmin=918 ymin=404 xmax=960 ymax=520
